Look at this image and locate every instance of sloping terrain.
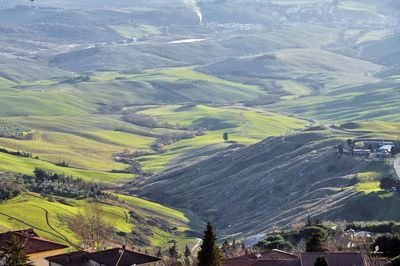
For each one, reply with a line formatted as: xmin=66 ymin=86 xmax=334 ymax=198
xmin=0 ymin=192 xmax=202 ymax=251
xmin=0 ymin=0 xmax=399 ymax=250
xmin=200 ymin=49 xmax=381 ymax=93
xmin=131 ymin=127 xmax=400 ymax=238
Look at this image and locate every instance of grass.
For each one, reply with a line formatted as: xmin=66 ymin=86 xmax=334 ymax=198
xmin=114 ymin=194 xmax=190 ymax=224
xmin=0 ymin=193 xmax=200 ymax=250
xmin=357 ymin=30 xmax=392 ymax=44
xmin=272 ymin=80 xmax=400 ymax=123
xmin=110 ymin=24 xmax=161 ymax=38
xmin=137 ymin=104 xmax=308 ymax=172
xmin=0 ymin=152 xmax=132 ymax=185
xmin=356 ymin=181 xmax=382 ymax=194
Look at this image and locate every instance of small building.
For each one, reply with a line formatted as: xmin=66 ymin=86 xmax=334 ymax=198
xmin=224 ymin=250 xmax=366 ymax=266
xmin=300 ymin=252 xmax=365 ymax=266
xmin=353 ymin=149 xmax=371 ymax=157
xmin=46 ymin=247 xmax=161 ymax=266
xmin=378 ymin=145 xmax=394 ymax=153
xmin=0 ymin=229 xmax=68 ymax=266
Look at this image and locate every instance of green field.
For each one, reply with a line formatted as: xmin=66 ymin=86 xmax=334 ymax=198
xmin=0 ymin=193 xmax=200 ymax=251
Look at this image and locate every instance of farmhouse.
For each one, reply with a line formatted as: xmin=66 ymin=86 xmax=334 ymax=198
xmin=45 ymin=247 xmax=161 ymax=266
xmin=0 ymin=229 xmax=68 ymax=266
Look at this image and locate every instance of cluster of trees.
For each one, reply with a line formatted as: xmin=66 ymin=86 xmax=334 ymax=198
xmin=0 ymin=148 xmax=34 ymax=158
xmin=346 ymin=221 xmax=400 ymax=234
xmin=257 ymin=234 xmax=293 ymax=251
xmin=0 ymin=174 xmax=24 ymax=201
xmin=0 ymin=120 xmax=33 ymax=140
xmin=122 ymin=114 xmax=177 ymax=129
xmin=152 ymin=130 xmax=205 ymax=153
xmin=380 ymin=177 xmax=400 ymax=192
xmin=27 ymin=168 xmax=108 ymax=198
xmin=159 ymin=222 xmax=223 ymax=266
xmin=159 ymin=242 xmax=194 ymax=265
xmin=371 ymin=234 xmax=400 ymax=258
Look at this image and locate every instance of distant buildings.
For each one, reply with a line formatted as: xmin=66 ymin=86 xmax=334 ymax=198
xmin=339 ymin=139 xmax=398 ymax=159
xmin=224 ymin=249 xmax=367 ymax=266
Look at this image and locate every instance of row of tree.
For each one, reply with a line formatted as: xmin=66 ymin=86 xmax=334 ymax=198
xmin=29 ymin=168 xmax=108 ymax=198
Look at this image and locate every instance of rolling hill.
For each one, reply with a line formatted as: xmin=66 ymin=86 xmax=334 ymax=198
xmin=0 ymin=0 xmax=399 ymax=251
xmin=0 ymin=192 xmax=202 ymax=251
xmin=131 ymin=124 xmax=400 ymax=239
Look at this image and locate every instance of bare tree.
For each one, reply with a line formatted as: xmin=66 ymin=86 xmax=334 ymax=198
xmin=69 ymin=203 xmax=114 ymax=250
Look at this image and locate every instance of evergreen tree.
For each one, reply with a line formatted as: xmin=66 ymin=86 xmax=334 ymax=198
xmin=198 ymin=222 xmax=223 ymax=266
xmin=314 ymin=257 xmax=328 ymax=266
xmin=0 ymin=235 xmax=33 ymax=266
xmin=306 ymin=215 xmax=312 ymax=226
xmin=185 ymin=245 xmax=191 ymax=258
xmin=232 ymin=238 xmax=236 ymax=249
xmin=169 ymin=243 xmax=178 ymax=258
xmin=156 ymin=248 xmax=162 ymax=258
xmin=306 ymin=233 xmax=327 ymax=252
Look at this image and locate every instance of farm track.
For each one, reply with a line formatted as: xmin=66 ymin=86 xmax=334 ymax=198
xmin=29 ymin=204 xmax=78 ymax=248
xmin=0 ymin=211 xmax=65 ymax=241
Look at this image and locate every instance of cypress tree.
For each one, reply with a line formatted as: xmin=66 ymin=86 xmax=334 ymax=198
xmin=198 ymin=222 xmax=223 ymax=266
xmin=168 ymin=243 xmax=178 ymax=258
xmin=156 ymin=248 xmax=162 ymax=258
xmin=314 ymin=256 xmax=329 ymax=266
xmin=306 ymin=233 xmax=327 ymax=252
xmin=184 ymin=244 xmax=191 ymax=258
xmin=0 ymin=235 xmax=33 ymax=266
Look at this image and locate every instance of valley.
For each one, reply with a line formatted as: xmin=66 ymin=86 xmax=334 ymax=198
xmin=0 ymin=0 xmax=399 ymax=255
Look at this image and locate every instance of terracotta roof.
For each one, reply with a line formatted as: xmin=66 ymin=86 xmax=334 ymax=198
xmin=0 ymin=229 xmax=68 ymax=255
xmin=225 ymin=259 xmax=300 ymax=266
xmin=300 ymin=252 xmax=365 ymax=266
xmin=45 ymin=251 xmax=90 ymax=266
xmin=225 ymin=250 xmax=300 ymax=266
xmin=46 ymin=248 xmax=161 ymax=266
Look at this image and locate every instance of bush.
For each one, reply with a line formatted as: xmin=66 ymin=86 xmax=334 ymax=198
xmin=389 ymin=256 xmax=400 ymax=266
xmin=346 ymin=221 xmax=400 ymax=234
xmin=257 ymin=234 xmax=293 ymax=251
xmin=371 ymin=234 xmax=400 ymax=257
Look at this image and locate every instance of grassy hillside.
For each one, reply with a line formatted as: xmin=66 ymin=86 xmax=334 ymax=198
xmin=359 ymin=34 xmax=400 ymax=66
xmin=132 ymin=122 xmax=400 ymax=238
xmin=0 ymin=192 xmax=201 ymax=251
xmin=200 ymin=48 xmax=381 ymax=99
xmin=271 ymin=79 xmax=400 ymax=122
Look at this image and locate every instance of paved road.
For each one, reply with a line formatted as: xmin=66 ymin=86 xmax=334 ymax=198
xmin=394 ymin=158 xmax=400 ymax=178
xmin=192 ymin=238 xmax=202 ymax=253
